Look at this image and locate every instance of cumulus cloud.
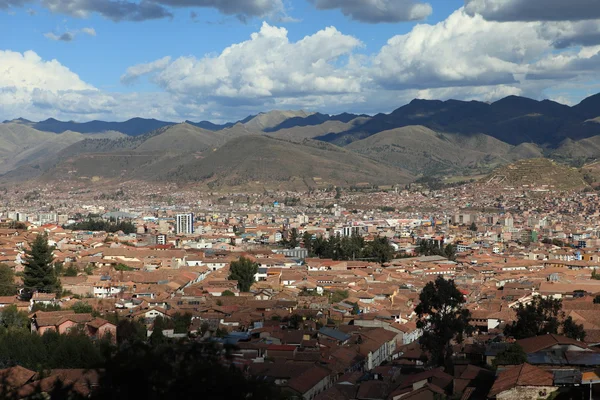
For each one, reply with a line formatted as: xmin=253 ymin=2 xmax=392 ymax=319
xmin=370 ymin=9 xmax=547 ymax=89
xmin=0 ymin=50 xmax=119 ymax=120
xmin=465 ymin=0 xmax=600 ymax=22
xmin=130 ymin=22 xmax=363 ymax=103
xmin=310 ymin=0 xmax=432 ymax=23
xmin=121 ymin=56 xmax=172 ymax=84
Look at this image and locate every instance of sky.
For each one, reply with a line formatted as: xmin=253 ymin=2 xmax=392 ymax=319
xmin=2 ymin=0 xmax=600 ymax=123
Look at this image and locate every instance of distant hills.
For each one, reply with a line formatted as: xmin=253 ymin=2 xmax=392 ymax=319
xmin=2 ymin=93 xmax=600 ymax=189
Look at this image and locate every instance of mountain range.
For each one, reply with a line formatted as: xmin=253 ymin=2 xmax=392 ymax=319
xmin=2 ymin=93 xmax=600 ymax=189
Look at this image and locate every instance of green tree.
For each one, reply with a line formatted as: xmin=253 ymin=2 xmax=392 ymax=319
xmin=22 ymin=233 xmax=60 ymax=296
xmin=415 ymin=276 xmax=472 ymax=370
xmin=492 ymin=344 xmax=527 ymax=367
xmin=72 ymin=301 xmax=93 ymax=314
xmin=330 ymin=290 xmax=349 ymax=304
xmin=228 ymin=257 xmax=258 ymax=292
xmin=594 ymin=295 xmax=600 ymax=304
xmin=504 ymin=297 xmax=563 ymax=339
xmin=116 ymin=319 xmax=147 ymax=345
xmin=364 ymin=236 xmax=394 ymax=264
xmin=469 ymin=222 xmax=478 ymax=232
xmin=63 ymin=265 xmax=79 ymax=277
xmin=0 ymin=264 xmax=16 ymax=296
xmin=172 ymin=312 xmax=192 ymax=334
xmin=0 ymin=305 xmax=29 ymax=329
xmin=288 ymin=314 xmax=303 ymax=330
xmin=562 ymin=316 xmax=586 ymax=341
xmin=288 ymin=228 xmax=300 ymax=249
xmin=302 ymin=231 xmax=314 ymax=256
xmin=31 ymin=303 xmax=61 ymax=312
xmin=351 ymin=303 xmax=360 ymax=315
xmin=221 ymin=290 xmax=235 ymax=297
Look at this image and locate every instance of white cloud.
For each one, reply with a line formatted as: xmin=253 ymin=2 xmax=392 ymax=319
xmin=370 ymin=9 xmax=548 ymax=89
xmin=310 ymin=0 xmax=432 ymax=23
xmin=132 ymin=22 xmax=363 ymax=103
xmin=81 ymin=26 xmax=96 ymax=36
xmin=121 ymin=56 xmax=172 ymax=84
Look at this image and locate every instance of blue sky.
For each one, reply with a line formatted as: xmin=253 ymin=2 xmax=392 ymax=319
xmin=1 ymin=0 xmax=600 ymax=122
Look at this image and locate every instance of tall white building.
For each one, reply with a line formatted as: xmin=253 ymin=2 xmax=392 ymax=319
xmin=176 ymin=213 xmax=195 ymax=234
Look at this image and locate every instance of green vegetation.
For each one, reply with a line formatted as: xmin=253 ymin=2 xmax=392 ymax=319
xmin=0 ymin=264 xmax=16 ymax=296
xmin=416 ymin=276 xmax=472 ymax=371
xmin=22 ymin=233 xmax=61 ymax=297
xmin=416 ymin=239 xmax=457 ymax=260
xmin=221 ymin=290 xmax=235 ymax=297
xmin=308 ymin=234 xmax=395 ymax=263
xmin=72 ymin=301 xmax=94 ymax=314
xmin=114 ymin=263 xmax=135 ymax=271
xmin=31 ymin=303 xmax=61 ymax=312
xmin=63 ymin=264 xmax=79 ymax=277
xmin=492 ymin=344 xmax=527 ymax=367
xmin=228 ymin=257 xmax=259 ymax=292
xmin=281 ymin=227 xmax=300 ymax=249
xmin=66 ymin=219 xmax=136 ymax=234
xmin=330 ymin=290 xmax=349 ymax=304
xmin=283 ymin=197 xmax=301 ymax=206
xmin=504 ymin=297 xmax=585 ymax=340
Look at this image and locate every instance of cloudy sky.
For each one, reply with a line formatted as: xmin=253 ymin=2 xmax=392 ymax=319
xmin=2 ymin=0 xmax=600 ymax=122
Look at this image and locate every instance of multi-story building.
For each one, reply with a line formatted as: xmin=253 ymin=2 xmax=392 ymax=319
xmin=176 ymin=213 xmax=194 ymax=235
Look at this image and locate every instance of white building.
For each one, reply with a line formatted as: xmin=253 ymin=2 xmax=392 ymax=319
xmin=176 ymin=213 xmax=195 ymax=235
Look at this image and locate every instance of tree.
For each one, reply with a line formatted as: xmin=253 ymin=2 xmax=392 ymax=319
xmin=562 ymin=316 xmax=586 ymax=341
xmin=351 ymin=303 xmax=361 ymax=315
xmin=330 ymin=290 xmax=349 ymax=304
xmin=63 ymin=265 xmax=79 ymax=277
xmin=364 ymin=236 xmax=394 ymax=264
xmin=469 ymin=222 xmax=478 ymax=232
xmin=172 ymin=312 xmax=192 ymax=334
xmin=594 ymin=295 xmax=600 ymax=304
xmin=504 ymin=297 xmax=562 ymax=339
xmin=22 ymin=234 xmax=60 ymax=296
xmin=0 ymin=264 xmax=16 ymax=296
xmin=72 ymin=301 xmax=93 ymax=314
xmin=288 ymin=228 xmax=300 ymax=249
xmin=415 ymin=276 xmax=472 ymax=370
xmin=302 ymin=232 xmax=314 ymax=256
xmin=221 ymin=290 xmax=235 ymax=297
xmin=0 ymin=305 xmax=29 ymax=330
xmin=116 ymin=319 xmax=147 ymax=345
xmin=288 ymin=314 xmax=303 ymax=330
xmin=492 ymin=344 xmax=527 ymax=367
xmin=228 ymin=257 xmax=258 ymax=292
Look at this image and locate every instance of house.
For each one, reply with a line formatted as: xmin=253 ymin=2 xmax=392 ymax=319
xmin=487 ymin=363 xmax=557 ymax=400
xmin=318 ymin=327 xmax=351 ymax=345
xmin=29 ymin=292 xmax=56 ymax=311
xmin=286 ymin=365 xmax=332 ymax=400
xmin=30 ymin=311 xmax=116 ymax=342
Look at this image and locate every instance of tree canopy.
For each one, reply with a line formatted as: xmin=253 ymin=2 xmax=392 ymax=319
xmin=415 ymin=276 xmax=472 ymax=370
xmin=0 ymin=264 xmax=16 ymax=296
xmin=228 ymin=257 xmax=258 ymax=292
xmin=492 ymin=344 xmax=527 ymax=367
xmin=22 ymin=234 xmax=60 ymax=296
xmin=504 ymin=296 xmax=585 ymax=340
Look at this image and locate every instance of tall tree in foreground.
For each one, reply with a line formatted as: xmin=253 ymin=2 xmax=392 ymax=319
xmin=22 ymin=233 xmax=60 ymax=296
xmin=0 ymin=264 xmax=16 ymax=296
xmin=228 ymin=257 xmax=258 ymax=292
xmin=416 ymin=276 xmax=472 ymax=371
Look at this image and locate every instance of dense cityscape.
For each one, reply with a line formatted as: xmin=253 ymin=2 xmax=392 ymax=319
xmin=0 ymin=176 xmax=595 ymax=398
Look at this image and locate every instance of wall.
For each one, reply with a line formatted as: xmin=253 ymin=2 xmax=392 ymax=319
xmin=496 ymin=386 xmax=558 ymax=400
